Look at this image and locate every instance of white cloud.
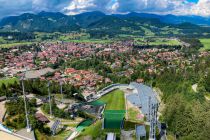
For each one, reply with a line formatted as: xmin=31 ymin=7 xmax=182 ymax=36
xmin=0 ymin=0 xmax=210 ymax=18
xmin=63 ymin=0 xmax=111 ymax=15
xmin=63 ymin=0 xmax=97 ymax=15
xmin=191 ymin=0 xmax=210 ymax=16
xmin=107 ymin=0 xmax=210 ymax=16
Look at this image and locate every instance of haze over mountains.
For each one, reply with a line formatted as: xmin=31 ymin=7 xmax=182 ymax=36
xmin=0 ymin=11 xmax=210 ymax=33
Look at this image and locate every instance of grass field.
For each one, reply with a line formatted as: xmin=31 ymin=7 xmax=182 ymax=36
xmin=200 ymin=39 xmax=210 ymax=51
xmin=68 ymin=39 xmax=113 ymax=44
xmin=35 ymin=128 xmax=72 ymax=140
xmin=0 ymin=77 xmax=19 ymax=87
xmin=76 ymin=121 xmax=121 ymax=140
xmin=134 ymin=38 xmax=181 ymax=46
xmin=0 ymin=42 xmax=35 ymax=48
xmin=76 ymin=119 xmax=93 ymax=132
xmin=77 ymin=90 xmax=125 ymax=138
xmin=127 ymin=108 xmax=143 ymax=123
xmin=99 ymin=89 xmax=125 ymax=110
xmin=76 ymin=121 xmax=103 ymax=139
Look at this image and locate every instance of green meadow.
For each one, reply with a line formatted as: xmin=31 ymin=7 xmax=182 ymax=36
xmin=200 ymin=38 xmax=210 ymax=51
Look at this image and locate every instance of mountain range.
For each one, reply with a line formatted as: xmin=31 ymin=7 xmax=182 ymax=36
xmin=0 ymin=11 xmax=210 ymax=34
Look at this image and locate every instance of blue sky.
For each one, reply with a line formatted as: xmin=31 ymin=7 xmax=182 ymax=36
xmin=0 ymin=0 xmax=209 ymax=18
xmin=188 ymin=0 xmax=199 ymax=3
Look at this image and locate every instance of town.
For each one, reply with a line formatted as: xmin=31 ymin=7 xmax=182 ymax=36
xmin=0 ymin=35 xmax=210 ymax=140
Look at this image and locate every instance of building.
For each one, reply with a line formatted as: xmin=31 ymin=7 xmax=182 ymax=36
xmin=35 ymin=113 xmax=50 ymax=123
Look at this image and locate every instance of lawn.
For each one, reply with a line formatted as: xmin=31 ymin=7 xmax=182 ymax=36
xmin=76 ymin=119 xmax=93 ymax=132
xmin=127 ymin=108 xmax=144 ymax=123
xmin=99 ymin=89 xmax=125 ymax=110
xmin=199 ymin=38 xmax=210 ymax=51
xmin=0 ymin=77 xmax=19 ymax=87
xmin=76 ymin=120 xmax=121 ymax=140
xmin=0 ymin=42 xmax=34 ymax=48
xmin=76 ymin=121 xmax=103 ymax=139
xmin=69 ymin=39 xmax=113 ymax=44
xmin=150 ymin=39 xmax=180 ymax=46
xmin=134 ymin=38 xmax=181 ymax=46
xmin=35 ymin=128 xmax=72 ymax=140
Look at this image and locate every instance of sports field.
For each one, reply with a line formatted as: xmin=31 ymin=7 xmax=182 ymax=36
xmin=99 ymin=89 xmax=125 ymax=110
xmin=98 ymin=89 xmax=126 ymax=129
xmin=200 ymin=39 xmax=210 ymax=51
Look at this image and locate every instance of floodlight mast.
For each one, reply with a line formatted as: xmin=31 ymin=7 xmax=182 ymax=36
xmin=60 ymin=81 xmax=64 ymax=104
xmin=21 ymin=75 xmax=31 ymax=132
xmin=48 ymin=81 xmax=53 ymax=118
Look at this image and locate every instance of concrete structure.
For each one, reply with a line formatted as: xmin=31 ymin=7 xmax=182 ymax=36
xmin=0 ymin=124 xmax=35 ymax=140
xmin=128 ymin=82 xmax=158 ymax=120
xmin=136 ymin=125 xmax=146 ymax=140
xmin=25 ymin=67 xmax=54 ymax=79
xmin=106 ymin=133 xmax=116 ymax=140
xmin=0 ymin=130 xmax=24 ymax=140
xmin=90 ymin=84 xmax=131 ymax=102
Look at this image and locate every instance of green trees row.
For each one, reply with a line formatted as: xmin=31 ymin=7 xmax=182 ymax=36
xmin=0 ymin=79 xmax=81 ymax=100
xmin=5 ymin=98 xmax=37 ymax=130
xmin=163 ymin=94 xmax=210 ymax=140
xmin=42 ymin=99 xmax=72 ymax=119
xmin=155 ymin=56 xmax=210 ymax=139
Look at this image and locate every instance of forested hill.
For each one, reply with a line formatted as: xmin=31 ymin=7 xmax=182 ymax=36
xmin=1 ymin=11 xmax=210 ymax=37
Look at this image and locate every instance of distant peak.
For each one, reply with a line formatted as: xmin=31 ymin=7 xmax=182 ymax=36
xmin=38 ymin=11 xmax=65 ymax=16
xmin=77 ymin=11 xmax=105 ymax=16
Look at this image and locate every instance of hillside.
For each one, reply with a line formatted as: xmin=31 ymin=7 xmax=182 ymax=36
xmin=0 ymin=11 xmax=210 ymax=37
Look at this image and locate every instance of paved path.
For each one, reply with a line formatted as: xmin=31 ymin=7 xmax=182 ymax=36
xmin=0 ymin=101 xmax=6 ymax=123
xmin=67 ymin=131 xmax=79 ymax=140
xmin=192 ymin=84 xmax=198 ymax=92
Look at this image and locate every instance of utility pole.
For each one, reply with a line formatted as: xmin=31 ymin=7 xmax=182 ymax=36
xmin=47 ymin=81 xmax=53 ymax=118
xmin=21 ymin=76 xmax=31 ymax=132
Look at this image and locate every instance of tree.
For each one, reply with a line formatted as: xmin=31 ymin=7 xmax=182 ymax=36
xmin=204 ymin=71 xmax=210 ymax=92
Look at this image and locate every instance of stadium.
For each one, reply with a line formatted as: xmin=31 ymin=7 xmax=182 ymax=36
xmin=88 ymin=82 xmax=159 ymax=139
